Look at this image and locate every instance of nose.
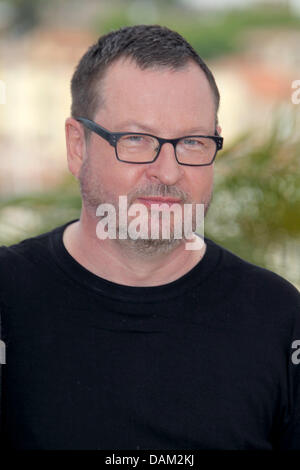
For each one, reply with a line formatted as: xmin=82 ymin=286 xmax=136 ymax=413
xmin=145 ymin=142 xmax=184 ymax=185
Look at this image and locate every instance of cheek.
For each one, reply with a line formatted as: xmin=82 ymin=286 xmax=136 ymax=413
xmin=188 ymin=167 xmax=214 ymax=199
xmin=91 ymin=149 xmax=144 ymax=196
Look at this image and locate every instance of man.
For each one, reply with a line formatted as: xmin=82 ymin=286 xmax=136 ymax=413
xmin=0 ymin=25 xmax=299 ymax=450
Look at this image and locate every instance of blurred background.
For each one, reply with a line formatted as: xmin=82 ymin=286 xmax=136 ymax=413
xmin=0 ymin=0 xmax=299 ymax=288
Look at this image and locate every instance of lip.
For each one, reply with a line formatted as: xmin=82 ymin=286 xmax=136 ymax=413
xmin=136 ymin=197 xmax=182 ymax=207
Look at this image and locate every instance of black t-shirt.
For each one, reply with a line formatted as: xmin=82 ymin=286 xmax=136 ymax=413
xmin=0 ymin=218 xmax=299 ymax=450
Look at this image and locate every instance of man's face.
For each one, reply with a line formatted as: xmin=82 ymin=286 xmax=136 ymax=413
xmin=77 ymin=58 xmax=219 ymax=254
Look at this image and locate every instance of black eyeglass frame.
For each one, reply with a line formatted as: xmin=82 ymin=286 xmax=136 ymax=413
xmin=75 ymin=117 xmax=223 ymax=167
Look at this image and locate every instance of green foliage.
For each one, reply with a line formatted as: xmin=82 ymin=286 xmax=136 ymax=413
xmin=93 ymin=4 xmax=300 ymax=59
xmin=0 ymin=173 xmax=81 ymax=245
xmin=3 ymin=0 xmax=52 ymax=33
xmin=205 ymin=116 xmax=300 ymax=281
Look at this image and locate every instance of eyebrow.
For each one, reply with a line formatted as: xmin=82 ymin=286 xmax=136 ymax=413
xmin=114 ymin=120 xmax=212 ymax=135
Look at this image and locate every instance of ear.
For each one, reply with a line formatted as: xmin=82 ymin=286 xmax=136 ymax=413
xmin=65 ymin=117 xmax=86 ymax=179
xmin=216 ymin=124 xmax=222 ymax=136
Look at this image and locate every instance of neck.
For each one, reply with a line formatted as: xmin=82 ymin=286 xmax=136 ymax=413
xmin=63 ymin=211 xmax=206 ymax=287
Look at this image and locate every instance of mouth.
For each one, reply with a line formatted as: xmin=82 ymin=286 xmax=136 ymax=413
xmin=136 ymin=197 xmax=182 ymax=208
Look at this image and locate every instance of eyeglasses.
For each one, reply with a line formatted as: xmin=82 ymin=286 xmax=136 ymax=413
xmin=75 ymin=117 xmax=223 ymax=166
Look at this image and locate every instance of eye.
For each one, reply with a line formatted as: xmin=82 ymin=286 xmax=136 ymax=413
xmin=182 ymin=138 xmax=205 ymax=147
xmin=125 ymin=135 xmax=145 ymax=142
xmin=120 ymin=134 xmax=156 ymax=148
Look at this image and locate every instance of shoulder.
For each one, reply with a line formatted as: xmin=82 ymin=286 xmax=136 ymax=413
xmin=0 ymin=232 xmax=47 ymax=305
xmin=205 ymin=237 xmax=300 ymax=318
xmin=0 ymin=219 xmax=75 ymax=267
xmin=0 ymin=221 xmax=70 ymax=304
xmin=0 ymin=228 xmax=52 ymax=269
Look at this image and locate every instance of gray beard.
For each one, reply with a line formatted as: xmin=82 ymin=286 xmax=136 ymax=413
xmin=78 ymin=156 xmax=212 ymax=256
xmin=116 ymin=198 xmax=212 ymax=256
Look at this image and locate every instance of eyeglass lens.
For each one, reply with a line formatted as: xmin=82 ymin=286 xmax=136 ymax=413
xmin=116 ymin=134 xmax=216 ymax=165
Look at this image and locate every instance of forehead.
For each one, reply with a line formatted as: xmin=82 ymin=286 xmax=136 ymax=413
xmin=96 ymin=58 xmax=216 ymax=133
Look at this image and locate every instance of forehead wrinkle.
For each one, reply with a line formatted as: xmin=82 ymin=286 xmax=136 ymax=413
xmin=110 ymin=119 xmax=213 ymax=136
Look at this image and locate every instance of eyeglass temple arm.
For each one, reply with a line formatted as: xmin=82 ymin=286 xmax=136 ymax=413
xmin=214 ymin=131 xmax=223 ymax=150
xmin=75 ymin=117 xmax=114 ymax=145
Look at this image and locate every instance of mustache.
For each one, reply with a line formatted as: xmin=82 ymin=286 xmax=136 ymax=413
xmin=128 ymin=183 xmax=191 ymax=205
